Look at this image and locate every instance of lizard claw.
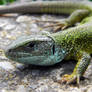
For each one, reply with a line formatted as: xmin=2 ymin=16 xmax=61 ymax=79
xmin=53 ymin=24 xmax=68 ymax=32
xmin=34 ymin=19 xmax=68 ymax=32
xmin=57 ymin=74 xmax=80 ymax=86
xmin=44 ymin=22 xmax=68 ymax=32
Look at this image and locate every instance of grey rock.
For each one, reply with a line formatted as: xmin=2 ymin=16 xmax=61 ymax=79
xmin=16 ymin=16 xmax=32 ymax=23
xmin=35 ymin=85 xmax=49 ymax=92
xmin=4 ymin=24 xmax=16 ymax=31
xmin=1 ymin=89 xmax=15 ymax=92
xmin=87 ymin=86 xmax=92 ymax=92
xmin=0 ymin=62 xmax=15 ymax=71
xmin=16 ymin=85 xmax=28 ymax=92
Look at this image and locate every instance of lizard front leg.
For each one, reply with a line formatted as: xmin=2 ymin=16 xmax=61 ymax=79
xmin=60 ymin=52 xmax=91 ymax=85
xmin=37 ymin=9 xmax=89 ymax=32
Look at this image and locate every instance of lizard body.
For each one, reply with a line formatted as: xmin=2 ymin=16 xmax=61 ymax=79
xmin=2 ymin=1 xmax=92 ymax=84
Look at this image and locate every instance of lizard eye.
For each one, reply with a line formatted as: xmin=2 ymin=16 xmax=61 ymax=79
xmin=27 ymin=42 xmax=35 ymax=48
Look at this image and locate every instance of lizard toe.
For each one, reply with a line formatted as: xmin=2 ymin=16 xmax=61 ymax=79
xmin=57 ymin=74 xmax=78 ymax=85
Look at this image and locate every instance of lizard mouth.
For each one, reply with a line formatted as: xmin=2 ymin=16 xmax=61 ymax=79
xmin=5 ymin=49 xmax=49 ymax=65
xmin=4 ymin=46 xmax=56 ymax=65
xmin=5 ymin=50 xmax=31 ymax=59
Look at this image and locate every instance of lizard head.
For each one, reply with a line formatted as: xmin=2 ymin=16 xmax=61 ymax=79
xmin=5 ymin=35 xmax=67 ymax=66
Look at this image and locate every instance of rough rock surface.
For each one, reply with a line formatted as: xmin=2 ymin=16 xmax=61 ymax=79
xmin=0 ymin=0 xmax=92 ymax=92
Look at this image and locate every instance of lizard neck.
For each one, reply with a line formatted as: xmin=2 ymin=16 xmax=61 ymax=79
xmin=51 ymin=22 xmax=92 ymax=54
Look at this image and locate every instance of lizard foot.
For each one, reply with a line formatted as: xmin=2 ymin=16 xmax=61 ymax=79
xmin=34 ymin=20 xmax=68 ymax=32
xmin=58 ymin=74 xmax=80 ymax=86
xmin=44 ymin=22 xmax=68 ymax=32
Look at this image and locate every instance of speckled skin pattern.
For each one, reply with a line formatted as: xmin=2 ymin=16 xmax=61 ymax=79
xmin=2 ymin=1 xmax=92 ymax=84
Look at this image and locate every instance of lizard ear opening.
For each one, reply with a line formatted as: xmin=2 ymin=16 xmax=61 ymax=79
xmin=52 ymin=45 xmax=55 ymax=55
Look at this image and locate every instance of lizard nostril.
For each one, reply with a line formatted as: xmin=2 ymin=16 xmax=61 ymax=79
xmin=5 ymin=48 xmax=12 ymax=55
xmin=4 ymin=48 xmax=11 ymax=57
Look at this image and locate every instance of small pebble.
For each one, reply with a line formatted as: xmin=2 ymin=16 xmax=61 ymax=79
xmin=1 ymin=89 xmax=14 ymax=92
xmin=16 ymin=85 xmax=28 ymax=92
xmin=35 ymin=85 xmax=49 ymax=92
xmin=0 ymin=20 xmax=8 ymax=28
xmin=4 ymin=24 xmax=16 ymax=30
xmin=0 ymin=62 xmax=15 ymax=71
xmin=87 ymin=86 xmax=92 ymax=92
xmin=16 ymin=16 xmax=32 ymax=23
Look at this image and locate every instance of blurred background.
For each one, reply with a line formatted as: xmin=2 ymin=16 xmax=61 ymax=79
xmin=0 ymin=0 xmax=91 ymax=5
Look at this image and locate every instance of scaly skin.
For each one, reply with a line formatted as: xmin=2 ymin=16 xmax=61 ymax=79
xmin=2 ymin=1 xmax=92 ymax=85
xmin=51 ymin=19 xmax=92 ymax=84
xmin=0 ymin=1 xmax=91 ymax=14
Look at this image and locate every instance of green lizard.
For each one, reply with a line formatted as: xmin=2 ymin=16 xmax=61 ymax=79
xmin=2 ymin=1 xmax=92 ymax=84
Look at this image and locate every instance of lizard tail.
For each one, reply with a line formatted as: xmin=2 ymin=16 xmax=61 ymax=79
xmin=0 ymin=1 xmax=89 ymax=14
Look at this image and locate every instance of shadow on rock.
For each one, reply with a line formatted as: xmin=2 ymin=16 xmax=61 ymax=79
xmin=13 ymin=59 xmax=76 ymax=81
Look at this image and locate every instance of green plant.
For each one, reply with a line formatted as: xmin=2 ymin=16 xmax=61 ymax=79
xmin=0 ymin=0 xmax=16 ymax=5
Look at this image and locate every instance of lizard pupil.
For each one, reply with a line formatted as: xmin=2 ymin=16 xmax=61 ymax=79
xmin=28 ymin=42 xmax=35 ymax=48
